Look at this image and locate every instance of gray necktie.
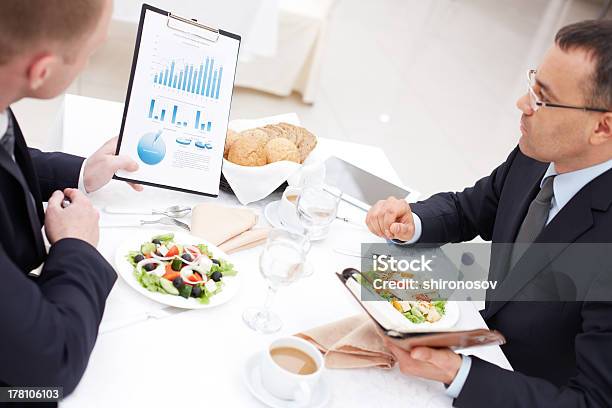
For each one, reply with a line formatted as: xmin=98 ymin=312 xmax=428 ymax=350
xmin=509 ymin=175 xmax=556 ymax=267
xmin=0 ymin=113 xmax=16 ymax=159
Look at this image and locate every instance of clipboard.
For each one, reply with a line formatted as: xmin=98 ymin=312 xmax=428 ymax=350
xmin=114 ymin=4 xmax=241 ymax=197
xmin=336 ymin=268 xmax=506 ymax=351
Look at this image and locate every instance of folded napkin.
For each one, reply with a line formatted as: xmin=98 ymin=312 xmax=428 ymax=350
xmin=190 ymin=203 xmax=270 ymax=253
xmin=296 ymin=315 xmax=396 ymax=369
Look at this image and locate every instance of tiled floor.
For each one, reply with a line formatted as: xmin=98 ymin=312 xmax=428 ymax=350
xmin=12 ymin=0 xmax=611 ymax=198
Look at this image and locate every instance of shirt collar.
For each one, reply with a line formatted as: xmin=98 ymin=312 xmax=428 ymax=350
xmin=542 ymin=159 xmax=612 ymax=211
xmin=0 ymin=110 xmax=8 ymax=137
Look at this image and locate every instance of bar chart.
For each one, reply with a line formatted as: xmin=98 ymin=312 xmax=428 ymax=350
xmin=153 ymin=57 xmax=223 ymax=100
xmin=148 ymin=98 xmax=213 ymax=133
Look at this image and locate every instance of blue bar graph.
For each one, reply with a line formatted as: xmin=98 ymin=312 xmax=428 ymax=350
xmin=154 ymin=58 xmax=223 ymax=99
xmin=215 ymin=67 xmax=223 ymax=99
xmin=147 ymin=99 xmax=214 ymax=132
xmin=196 ymin=64 xmax=203 ymax=95
xmin=201 ymin=58 xmax=209 ymax=95
xmin=205 ymin=59 xmax=214 ymax=97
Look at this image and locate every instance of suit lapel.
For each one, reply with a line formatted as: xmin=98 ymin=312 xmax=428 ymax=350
xmin=0 ymin=110 xmax=47 ymax=262
xmin=485 ymin=172 xmax=604 ymax=319
xmin=10 ymin=109 xmax=45 ymax=222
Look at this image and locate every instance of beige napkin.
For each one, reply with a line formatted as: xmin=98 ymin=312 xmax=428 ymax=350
xmin=296 ymin=315 xmax=396 ymax=369
xmin=190 ymin=203 xmax=270 ymax=253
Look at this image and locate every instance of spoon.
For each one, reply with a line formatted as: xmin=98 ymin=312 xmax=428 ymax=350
xmin=104 ymin=205 xmax=192 ymax=218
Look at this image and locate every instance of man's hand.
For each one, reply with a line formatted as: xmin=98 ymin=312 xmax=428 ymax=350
xmin=45 ymin=189 xmax=100 ymax=247
xmin=83 ymin=136 xmax=143 ymax=193
xmin=384 ymin=339 xmax=462 ymax=384
xmin=366 ymin=196 xmax=416 ymax=241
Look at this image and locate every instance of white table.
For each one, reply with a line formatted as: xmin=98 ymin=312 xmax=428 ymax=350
xmin=60 ymin=95 xmax=510 ymax=407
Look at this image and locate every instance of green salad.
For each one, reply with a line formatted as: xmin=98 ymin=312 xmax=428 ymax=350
xmin=127 ymin=233 xmax=237 ymax=304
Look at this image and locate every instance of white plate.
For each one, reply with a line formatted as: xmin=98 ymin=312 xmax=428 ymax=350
xmin=114 ymin=229 xmax=242 ymax=309
xmin=243 ymin=352 xmax=331 ymax=408
xmin=347 ymin=278 xmax=460 ymax=333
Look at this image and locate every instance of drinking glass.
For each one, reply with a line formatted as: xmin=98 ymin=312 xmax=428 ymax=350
xmin=296 ymin=186 xmax=342 ymax=243
xmin=242 ymin=229 xmax=311 ymax=334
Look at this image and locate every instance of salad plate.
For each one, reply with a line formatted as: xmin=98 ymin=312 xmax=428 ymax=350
xmin=347 ymin=276 xmax=460 ymax=333
xmin=114 ymin=229 xmax=242 ymax=309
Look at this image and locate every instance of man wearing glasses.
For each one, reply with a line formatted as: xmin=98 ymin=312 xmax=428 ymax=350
xmin=366 ymin=20 xmax=612 ymax=407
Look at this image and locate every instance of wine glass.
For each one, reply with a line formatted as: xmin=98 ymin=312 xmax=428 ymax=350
xmin=296 ymin=186 xmax=342 ymax=243
xmin=242 ymin=229 xmax=311 ymax=334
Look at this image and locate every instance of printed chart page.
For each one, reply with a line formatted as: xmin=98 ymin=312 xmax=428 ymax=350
xmin=116 ymin=8 xmax=240 ymax=196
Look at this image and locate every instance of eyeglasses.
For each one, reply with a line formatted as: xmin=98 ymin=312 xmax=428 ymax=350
xmin=526 ymin=69 xmax=609 ymax=113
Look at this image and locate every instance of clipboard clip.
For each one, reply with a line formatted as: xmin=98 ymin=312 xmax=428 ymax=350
xmin=166 ymin=13 xmax=220 ymax=43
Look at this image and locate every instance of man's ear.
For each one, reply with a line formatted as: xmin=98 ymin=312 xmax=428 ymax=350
xmin=591 ymin=112 xmax=612 ymax=146
xmin=27 ymin=54 xmax=59 ymax=91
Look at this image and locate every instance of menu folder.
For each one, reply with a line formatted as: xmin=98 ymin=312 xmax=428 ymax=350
xmin=336 ymin=268 xmax=506 ymax=351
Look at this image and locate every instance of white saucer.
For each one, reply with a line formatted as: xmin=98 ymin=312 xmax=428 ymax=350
xmin=263 ymin=201 xmax=327 ymax=241
xmin=243 ymin=352 xmax=331 ymax=408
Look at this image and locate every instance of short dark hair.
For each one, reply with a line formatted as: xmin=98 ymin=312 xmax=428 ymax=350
xmin=0 ymin=0 xmax=105 ymax=65
xmin=555 ymin=19 xmax=612 ymax=110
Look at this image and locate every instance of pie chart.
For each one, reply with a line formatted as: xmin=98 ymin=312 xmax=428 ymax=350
xmin=137 ymin=131 xmax=166 ymax=165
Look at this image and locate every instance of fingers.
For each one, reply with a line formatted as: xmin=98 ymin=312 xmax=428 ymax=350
xmin=128 ymin=182 xmax=144 ymax=192
xmin=366 ymin=201 xmax=386 ymax=237
xmin=100 ymin=136 xmax=119 ymax=154
xmin=109 ymin=155 xmax=139 ymax=172
xmin=63 ymin=188 xmax=89 ymax=204
xmin=390 ymin=222 xmax=414 ymax=241
xmin=382 ymin=205 xmax=397 ymax=237
xmin=47 ymin=190 xmax=65 ymax=209
xmin=366 ymin=197 xmax=407 ymax=239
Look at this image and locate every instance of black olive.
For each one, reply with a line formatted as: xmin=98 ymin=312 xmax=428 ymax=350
xmin=211 ymin=271 xmax=223 ymax=282
xmin=181 ymin=253 xmax=193 ymax=262
xmin=211 ymin=258 xmax=221 ymax=266
xmin=133 ymin=254 xmax=145 ymax=263
xmin=191 ymin=286 xmax=202 ymax=298
xmin=143 ymin=263 xmax=157 ymax=272
xmin=172 ymin=277 xmax=184 ymax=288
xmin=152 ymin=238 xmax=162 ymax=245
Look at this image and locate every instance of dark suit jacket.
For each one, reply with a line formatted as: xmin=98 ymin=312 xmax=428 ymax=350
xmin=0 ymin=109 xmax=116 ymax=405
xmin=410 ymin=147 xmax=612 ymax=407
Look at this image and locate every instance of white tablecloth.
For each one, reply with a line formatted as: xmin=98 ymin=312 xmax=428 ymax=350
xmin=59 ymin=95 xmax=511 ymax=407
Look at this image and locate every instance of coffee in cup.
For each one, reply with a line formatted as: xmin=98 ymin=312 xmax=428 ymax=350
xmin=260 ymin=336 xmax=324 ymax=405
xmin=270 ymin=346 xmax=318 ymax=375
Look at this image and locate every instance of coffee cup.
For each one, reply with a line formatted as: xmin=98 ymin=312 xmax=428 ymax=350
xmin=260 ymin=336 xmax=324 ymax=405
xmin=278 ymin=186 xmax=302 ymax=232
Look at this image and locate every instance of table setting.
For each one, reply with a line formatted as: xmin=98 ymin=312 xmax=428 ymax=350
xmin=59 ymin=95 xmax=511 ymax=408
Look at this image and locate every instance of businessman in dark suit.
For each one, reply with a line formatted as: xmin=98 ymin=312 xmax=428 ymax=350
xmin=0 ymin=0 xmax=142 ymax=403
xmin=366 ymin=20 xmax=612 ymax=407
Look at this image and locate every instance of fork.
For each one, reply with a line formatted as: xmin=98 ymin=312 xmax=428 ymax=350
xmin=140 ymin=217 xmax=190 ymax=231
xmin=100 ymin=216 xmax=190 ymax=231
